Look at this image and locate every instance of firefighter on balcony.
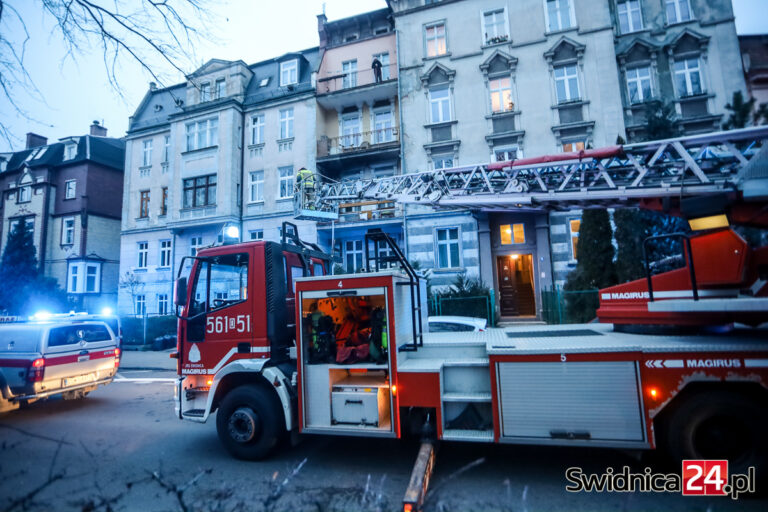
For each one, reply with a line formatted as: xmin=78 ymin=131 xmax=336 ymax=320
xmin=296 ymin=167 xmax=316 ymax=210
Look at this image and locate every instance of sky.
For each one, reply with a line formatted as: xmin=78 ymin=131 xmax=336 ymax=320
xmin=0 ymin=0 xmax=764 ymax=152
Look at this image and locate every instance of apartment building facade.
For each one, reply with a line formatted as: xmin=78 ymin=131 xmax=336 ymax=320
xmin=0 ymin=126 xmax=125 ymax=312
xmin=314 ymin=9 xmax=404 ymax=270
xmin=119 ymin=51 xmax=319 ymax=315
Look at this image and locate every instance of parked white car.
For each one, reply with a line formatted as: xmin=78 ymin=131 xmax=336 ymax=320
xmin=428 ymin=316 xmax=487 ymax=332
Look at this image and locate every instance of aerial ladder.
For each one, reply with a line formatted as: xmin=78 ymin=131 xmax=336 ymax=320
xmin=298 ymin=125 xmax=768 ymax=327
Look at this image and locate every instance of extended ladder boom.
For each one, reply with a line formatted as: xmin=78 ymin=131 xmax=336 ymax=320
xmin=309 ymin=126 xmax=768 ymax=214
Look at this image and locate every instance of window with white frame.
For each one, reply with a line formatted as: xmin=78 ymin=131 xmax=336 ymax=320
xmin=279 ymin=108 xmax=294 ymax=139
xmin=278 ymin=167 xmax=294 ymax=199
xmin=68 ymin=264 xmax=79 ymax=293
xmin=66 ymin=262 xmax=100 ymax=293
xmin=251 ymin=114 xmax=265 ymax=145
xmin=432 ymin=153 xmax=454 ymax=170
xmin=135 ymin=295 xmax=146 ymax=316
xmin=249 ymin=229 xmax=264 ymax=241
xmin=344 ymin=240 xmax=364 ymax=273
xmin=280 ymin=59 xmax=298 ymax=86
xmin=494 ymin=147 xmax=518 ymax=162
xmin=163 ymin=135 xmax=170 ymax=162
xmin=85 ymin=264 xmax=99 ymax=293
xmin=142 ymin=139 xmax=152 ymax=166
xmin=429 ymin=85 xmax=451 ymax=123
xmin=436 ymin=227 xmax=460 ymax=268
xmin=185 ymin=118 xmax=218 ymax=151
xmin=64 ymin=143 xmax=77 ymax=160
xmin=158 ymin=294 xmax=169 ymax=315
xmin=341 ymin=112 xmax=362 ymax=147
xmin=483 ymin=8 xmax=508 ymax=44
xmin=546 ymin=0 xmax=573 ymax=32
xmin=617 ymin=0 xmax=643 ymax=33
xmin=374 ymin=109 xmax=394 ymax=143
xmin=215 ymin=78 xmax=226 ymax=99
xmin=425 ymin=22 xmax=447 ymax=57
xmin=489 ymin=77 xmax=514 ymax=112
xmin=65 ymin=180 xmax=76 ymax=199
xmin=61 ymin=217 xmax=75 ymax=245
xmin=249 ymin=171 xmax=264 ymax=202
xmin=200 ymin=82 xmax=210 ymax=102
xmin=373 ymin=52 xmax=391 ymax=80
xmin=554 ymin=64 xmax=579 ymax=103
xmin=674 ymin=57 xmax=702 ymax=97
xmin=190 ymin=236 xmax=203 ymax=256
xmin=626 ymin=65 xmax=653 ymax=103
xmin=137 ymin=242 xmax=148 ymax=268
xmin=376 ymin=240 xmax=398 ymax=269
xmin=18 ymin=185 xmax=31 ymax=203
xmin=342 ymin=60 xmax=358 ymax=89
xmin=159 ymin=239 xmax=172 ymax=268
xmin=562 ymin=139 xmax=586 ymax=152
xmin=666 ymin=0 xmax=692 ymax=24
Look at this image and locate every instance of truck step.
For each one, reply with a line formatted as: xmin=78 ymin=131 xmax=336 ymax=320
xmin=442 ymin=392 xmax=492 ymax=402
xmin=183 ymin=409 xmax=205 ymax=418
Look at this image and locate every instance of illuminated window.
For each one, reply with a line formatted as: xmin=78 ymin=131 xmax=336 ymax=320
xmin=425 ymin=22 xmax=447 ymax=57
xmin=569 ymin=218 xmax=581 ymax=260
xmin=500 ymin=223 xmax=525 ymax=244
xmin=562 ymin=140 xmax=585 ymax=152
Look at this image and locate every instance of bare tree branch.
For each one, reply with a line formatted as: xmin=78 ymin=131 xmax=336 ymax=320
xmin=0 ymin=0 xmax=218 ymax=148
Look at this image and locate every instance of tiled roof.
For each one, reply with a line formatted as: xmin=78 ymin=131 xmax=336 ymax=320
xmin=0 ymin=136 xmax=125 ymax=174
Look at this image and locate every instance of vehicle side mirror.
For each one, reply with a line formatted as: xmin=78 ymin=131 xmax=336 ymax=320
xmin=175 ymin=277 xmax=188 ymax=308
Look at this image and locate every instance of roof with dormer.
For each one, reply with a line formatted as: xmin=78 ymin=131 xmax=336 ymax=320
xmin=0 ymin=136 xmax=125 ymax=175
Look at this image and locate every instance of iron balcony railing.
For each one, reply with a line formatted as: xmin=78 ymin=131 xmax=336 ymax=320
xmin=316 ymin=65 xmax=395 ymax=94
xmin=317 ymin=127 xmax=399 ymax=158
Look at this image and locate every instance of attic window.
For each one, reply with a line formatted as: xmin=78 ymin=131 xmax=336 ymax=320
xmin=280 ymin=60 xmax=298 ymax=86
xmin=64 ymin=143 xmax=77 ymax=160
xmin=154 ymin=104 xmax=163 ymax=112
xmin=174 ymin=98 xmax=184 ymax=107
xmin=0 ymin=158 xmax=6 ymax=172
xmin=374 ymin=26 xmax=389 ymax=35
xmin=259 ymin=77 xmax=270 ymax=87
xmin=345 ymin=33 xmax=358 ymax=42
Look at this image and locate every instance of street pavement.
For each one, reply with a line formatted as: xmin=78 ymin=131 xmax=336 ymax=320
xmin=1 ymin=352 xmax=766 ymax=511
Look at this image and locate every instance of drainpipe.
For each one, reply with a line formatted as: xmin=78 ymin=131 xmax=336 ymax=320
xmin=395 ymin=23 xmax=408 ymax=260
xmin=239 ymin=109 xmax=246 ymax=239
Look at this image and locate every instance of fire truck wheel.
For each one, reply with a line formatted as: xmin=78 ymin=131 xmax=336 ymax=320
xmin=216 ymin=384 xmax=284 ymax=460
xmin=665 ymin=390 xmax=767 ymax=477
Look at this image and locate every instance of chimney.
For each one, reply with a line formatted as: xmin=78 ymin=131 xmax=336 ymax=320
xmin=149 ymin=81 xmax=157 ymax=91
xmin=26 ymin=132 xmax=47 ymax=149
xmin=317 ymin=13 xmax=328 ymax=49
xmin=90 ymin=120 xmax=107 ymax=137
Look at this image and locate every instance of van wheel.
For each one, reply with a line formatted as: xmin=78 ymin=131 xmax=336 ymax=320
xmin=664 ymin=390 xmax=767 ymax=478
xmin=216 ymin=385 xmax=284 ymax=460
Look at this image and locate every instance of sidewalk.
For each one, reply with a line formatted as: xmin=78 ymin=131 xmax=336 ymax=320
xmin=119 ymin=349 xmax=177 ymax=371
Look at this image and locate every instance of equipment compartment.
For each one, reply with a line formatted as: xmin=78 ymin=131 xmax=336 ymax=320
xmin=331 ymin=373 xmax=391 ymax=427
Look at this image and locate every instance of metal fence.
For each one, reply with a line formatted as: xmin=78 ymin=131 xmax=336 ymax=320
xmin=428 ymin=293 xmax=495 ymax=327
xmin=541 ymin=287 xmax=600 ymax=325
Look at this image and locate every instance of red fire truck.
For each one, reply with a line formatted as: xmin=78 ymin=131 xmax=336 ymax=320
xmin=172 ymin=128 xmax=768 ymax=507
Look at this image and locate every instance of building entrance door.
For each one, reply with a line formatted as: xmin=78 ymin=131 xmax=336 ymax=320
xmin=496 ymin=254 xmax=535 ymax=317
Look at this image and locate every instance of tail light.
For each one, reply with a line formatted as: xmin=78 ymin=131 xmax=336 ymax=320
xmin=28 ymin=358 xmax=45 ymax=382
xmin=114 ymin=347 xmax=121 ymax=368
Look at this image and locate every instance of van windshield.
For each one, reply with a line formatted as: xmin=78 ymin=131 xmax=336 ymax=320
xmin=48 ymin=324 xmax=112 ymax=347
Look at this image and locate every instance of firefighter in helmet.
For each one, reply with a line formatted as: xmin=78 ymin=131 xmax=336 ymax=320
xmin=296 ymin=167 xmax=316 ymax=210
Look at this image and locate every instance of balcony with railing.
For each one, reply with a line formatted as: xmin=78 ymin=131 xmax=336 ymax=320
xmin=316 ymin=66 xmax=397 ymax=110
xmin=317 ymin=127 xmax=399 ymax=160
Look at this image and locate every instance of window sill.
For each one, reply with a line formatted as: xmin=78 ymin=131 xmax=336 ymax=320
xmin=618 ymin=28 xmax=648 ymax=36
xmin=485 ymin=110 xmax=520 ymax=120
xmin=63 ymin=197 xmax=76 ymax=201
xmin=139 ymin=165 xmax=152 ymax=171
xmin=664 ymin=19 xmax=696 ymax=28
xmin=180 ymin=205 xmax=216 ymax=212
xmin=432 ymin=267 xmax=465 ymax=274
xmin=276 ymin=197 xmax=294 ymax=202
xmin=277 ymin=137 xmax=295 ymax=144
xmin=423 ymin=52 xmax=452 ymax=61
xmin=677 ymin=92 xmax=711 ymax=102
xmin=133 ymin=268 xmax=148 ymax=273
xmin=248 ymin=143 xmax=265 ymax=149
xmin=482 ymin=38 xmax=511 ymax=49
xmin=423 ymin=120 xmax=458 ymax=129
xmin=136 ymin=216 xmax=150 ymax=221
xmin=60 ymin=243 xmax=74 ymax=248
xmin=156 ymin=266 xmax=171 ymax=271
xmin=248 ymin=200 xmax=265 ymax=205
xmin=181 ymin=145 xmax=218 ymax=156
xmin=158 ymin=214 xmax=167 ymax=218
xmin=545 ymin=27 xmax=578 ymax=37
xmin=552 ymin=99 xmax=588 ymax=109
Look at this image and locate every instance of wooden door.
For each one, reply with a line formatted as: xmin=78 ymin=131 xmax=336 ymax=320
xmin=497 ymin=256 xmax=519 ymax=316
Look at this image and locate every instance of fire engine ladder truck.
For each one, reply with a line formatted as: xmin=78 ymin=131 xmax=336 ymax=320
xmin=294 ymin=127 xmax=768 ymax=511
xmin=299 ymin=125 xmax=768 ymax=326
